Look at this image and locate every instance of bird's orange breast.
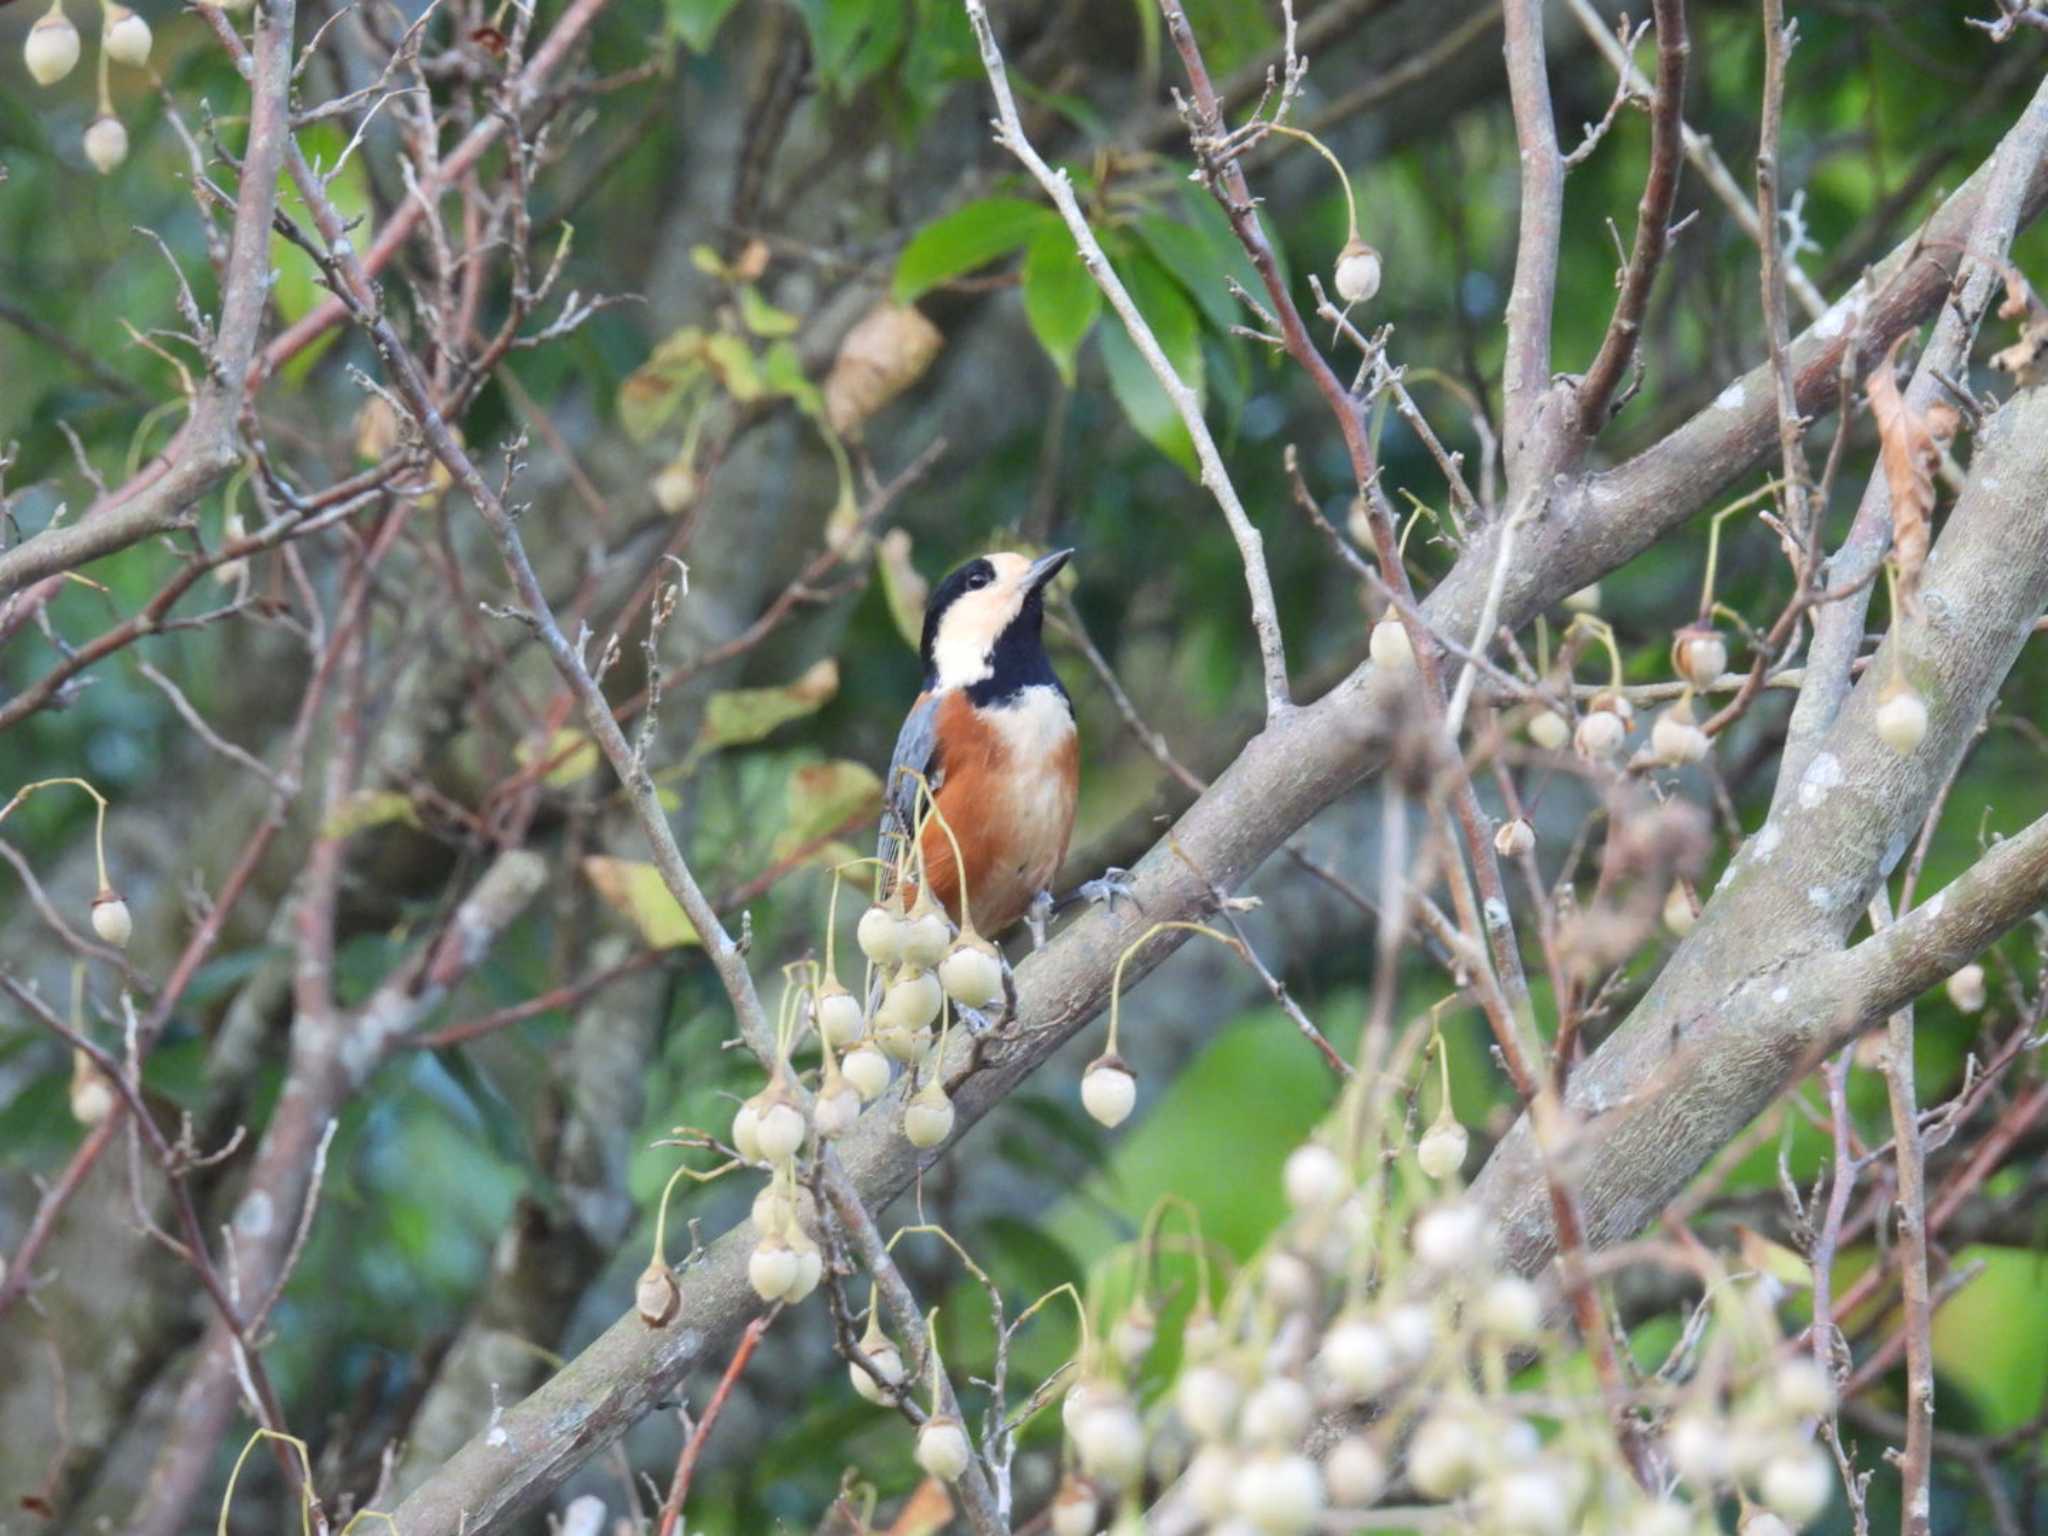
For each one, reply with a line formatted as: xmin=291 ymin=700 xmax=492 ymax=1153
xmin=915 ymin=689 xmax=1078 ymax=936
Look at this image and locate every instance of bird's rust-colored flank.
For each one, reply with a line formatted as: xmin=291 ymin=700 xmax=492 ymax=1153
xmin=906 ymin=692 xmax=1078 ymax=935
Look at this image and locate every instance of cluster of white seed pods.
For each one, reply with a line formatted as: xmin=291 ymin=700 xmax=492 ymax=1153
xmin=23 ymin=0 xmax=157 ymax=174
xmin=1034 ymin=1052 xmax=1835 ymax=1536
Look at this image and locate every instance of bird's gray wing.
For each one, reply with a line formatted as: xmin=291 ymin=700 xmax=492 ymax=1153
xmin=878 ymin=691 xmax=944 ymax=872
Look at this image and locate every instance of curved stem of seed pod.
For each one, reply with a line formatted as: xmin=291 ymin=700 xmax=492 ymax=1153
xmin=1106 ymin=920 xmax=1242 ymax=1055
xmin=0 ymin=777 xmax=112 ymax=893
xmin=651 ymin=1160 xmax=693 ymax=1267
xmin=923 ymin=1306 xmax=947 ymax=1414
xmin=94 ymin=26 xmax=111 ymax=115
xmin=1697 ymin=500 xmax=1746 ymax=622
xmin=1263 ymin=123 xmax=1361 ymax=244
xmin=1395 ymin=499 xmax=1438 ymax=563
xmin=1135 ymin=1193 xmax=1209 ymax=1308
xmin=907 ymin=767 xmax=975 ymax=936
xmin=1433 ymin=1022 xmax=1453 ymax=1117
xmin=1883 ymin=558 xmax=1907 ymax=685
xmin=1568 ymin=614 xmax=1626 ymax=693
xmin=824 ymin=868 xmax=844 ymax=984
xmin=216 ymin=1427 xmax=325 ymax=1536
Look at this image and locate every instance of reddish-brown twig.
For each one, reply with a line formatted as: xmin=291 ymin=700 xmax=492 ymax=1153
xmin=655 ymin=1310 xmax=776 ymax=1536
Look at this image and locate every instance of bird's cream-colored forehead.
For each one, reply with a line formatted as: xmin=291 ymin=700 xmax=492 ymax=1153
xmin=981 ymin=551 xmax=1032 ymax=583
xmin=930 ymin=556 xmax=1033 ymax=687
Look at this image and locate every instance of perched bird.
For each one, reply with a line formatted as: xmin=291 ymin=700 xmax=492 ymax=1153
xmin=880 ymin=549 xmax=1079 ymax=937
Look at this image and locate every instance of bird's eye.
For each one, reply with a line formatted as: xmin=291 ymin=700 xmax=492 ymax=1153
xmin=966 ymin=569 xmax=992 ymax=590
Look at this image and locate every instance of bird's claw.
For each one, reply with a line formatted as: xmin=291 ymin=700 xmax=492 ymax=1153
xmin=1077 ymin=867 xmax=1138 ymax=913
xmin=1026 ymin=888 xmax=1054 ymax=952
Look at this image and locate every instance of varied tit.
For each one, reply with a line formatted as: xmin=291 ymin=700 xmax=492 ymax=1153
xmin=879 ymin=549 xmax=1079 ymax=936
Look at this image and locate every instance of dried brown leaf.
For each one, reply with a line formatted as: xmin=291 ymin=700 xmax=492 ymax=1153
xmin=825 ymin=303 xmax=943 ymax=438
xmin=1866 ymin=333 xmax=1944 ymax=615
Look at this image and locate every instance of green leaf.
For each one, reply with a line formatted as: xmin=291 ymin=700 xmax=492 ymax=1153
xmin=1020 ymin=223 xmax=1101 ymax=386
xmin=893 ymin=197 xmax=1055 ymax=303
xmin=758 ymin=339 xmax=824 ymax=417
xmin=583 ymin=856 xmax=701 ymax=949
xmin=877 ymin=528 xmax=928 ymax=649
xmin=702 ymin=332 xmax=764 ymax=401
xmin=737 ymin=285 xmax=800 ymax=337
xmin=515 ymin=728 xmax=599 ymax=788
xmin=772 ymin=759 xmax=883 ymax=862
xmin=618 ymin=327 xmax=708 ymax=443
xmin=1098 ymin=251 xmax=1204 ymax=475
xmin=668 ymin=0 xmax=743 ymax=51
xmin=698 ymin=659 xmax=840 ymax=754
xmin=320 ymin=789 xmax=419 ymax=840
xmin=1132 ymin=211 xmax=1238 ymax=333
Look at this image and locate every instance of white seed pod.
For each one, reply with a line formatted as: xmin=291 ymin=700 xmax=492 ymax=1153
xmin=101 ymin=4 xmax=151 ymax=66
xmin=1416 ymin=1113 xmax=1468 ymax=1180
xmin=729 ymin=1097 xmax=761 ymax=1163
xmin=1406 ymin=1412 xmax=1482 ymax=1499
xmin=215 ymin=511 xmax=250 ymax=586
xmin=68 ymin=1049 xmax=115 ymax=1126
xmin=812 ymin=1080 xmax=861 ymax=1139
xmin=900 ymin=902 xmax=952 ymax=969
xmin=1186 ymin=1444 xmax=1240 ymax=1520
xmin=90 ymin=891 xmax=133 ymax=949
xmin=1239 ymin=1376 xmax=1312 ymax=1449
xmin=1494 ymin=817 xmax=1535 ymax=858
xmin=1369 ymin=616 xmax=1415 ymax=673
xmin=1182 ymin=1302 xmax=1224 ymax=1360
xmin=1672 ymin=625 xmax=1728 ymax=691
xmin=1062 ymin=1376 xmax=1109 ymax=1440
xmin=1260 ymin=1251 xmax=1317 ymax=1313
xmin=1412 ymin=1201 xmax=1490 ymax=1271
xmin=814 ymin=983 xmax=866 ymax=1048
xmin=938 ymin=935 xmax=1004 ymax=1008
xmin=1283 ymin=1143 xmax=1347 ymax=1212
xmin=1651 ymin=702 xmax=1711 ymax=765
xmin=754 ymin=1098 xmax=807 ymax=1163
xmin=25 ymin=3 xmax=80 ymax=85
xmin=1383 ymin=1302 xmax=1435 ymax=1368
xmin=849 ymin=1340 xmax=903 ymax=1405
xmin=1627 ymin=1501 xmax=1695 ymax=1536
xmin=1485 ymin=1464 xmax=1572 ymax=1536
xmin=1944 ymin=962 xmax=1986 ymax=1014
xmin=1333 ymin=237 xmax=1382 ymax=305
xmin=1110 ymin=1301 xmax=1156 ymax=1369
xmin=902 ymin=1082 xmax=954 ymax=1148
xmin=1325 ymin=1435 xmax=1386 ymax=1508
xmin=1741 ymin=1515 xmax=1795 ymax=1536
xmin=747 ymin=1236 xmax=799 ymax=1301
xmin=1075 ymin=1396 xmax=1147 ymax=1487
xmin=1231 ymin=1450 xmax=1325 ymax=1535
xmin=1476 ymin=1275 xmax=1543 ymax=1340
xmin=1176 ymin=1361 xmax=1242 ymax=1441
xmin=750 ymin=1181 xmax=794 ymax=1233
xmin=877 ymin=966 xmax=942 ymax=1032
xmin=1050 ymin=1478 xmax=1100 ymax=1536
xmin=1080 ymin=1053 xmax=1137 ymax=1128
xmin=1574 ymin=707 xmax=1627 ymax=762
xmin=856 ymin=903 xmax=908 ymax=966
xmin=1317 ymin=1316 xmax=1395 ymax=1399
xmin=1528 ymin=708 xmax=1571 ymax=751
xmin=1667 ymin=1411 xmax=1730 ymax=1487
xmin=785 ymin=1240 xmax=823 ymax=1303
xmin=1564 ymin=583 xmax=1601 ymax=613
xmin=874 ymin=1021 xmax=931 ymax=1064
xmin=1759 ymin=1446 xmax=1832 ymax=1526
xmin=634 ymin=1259 xmax=681 ymax=1328
xmin=916 ymin=1415 xmax=973 ymax=1482
xmin=84 ymin=114 xmax=128 ymax=175
xmin=650 ymin=459 xmax=697 ymax=515
xmin=1875 ymin=683 xmax=1928 ymax=754
xmin=1663 ymin=881 xmax=1699 ymax=937
xmin=842 ymin=1043 xmax=891 ymax=1101
xmin=1773 ymin=1358 xmax=1836 ymax=1421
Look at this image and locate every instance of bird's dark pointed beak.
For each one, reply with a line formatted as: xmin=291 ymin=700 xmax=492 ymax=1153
xmin=1026 ymin=547 xmax=1074 ymax=591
